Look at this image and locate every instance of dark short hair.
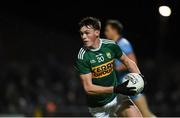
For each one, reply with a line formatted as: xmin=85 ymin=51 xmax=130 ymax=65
xmin=106 ymin=20 xmax=123 ymax=34
xmin=79 ymin=17 xmax=101 ymax=30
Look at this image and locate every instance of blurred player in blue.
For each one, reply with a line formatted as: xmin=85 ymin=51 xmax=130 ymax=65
xmin=105 ymin=20 xmax=156 ymax=117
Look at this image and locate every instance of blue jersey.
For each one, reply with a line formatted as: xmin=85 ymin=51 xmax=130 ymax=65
xmin=115 ymin=37 xmax=133 ymax=68
xmin=115 ymin=37 xmax=144 ymax=100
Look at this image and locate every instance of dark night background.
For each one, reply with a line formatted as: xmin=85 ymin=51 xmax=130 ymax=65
xmin=0 ymin=0 xmax=179 ymax=117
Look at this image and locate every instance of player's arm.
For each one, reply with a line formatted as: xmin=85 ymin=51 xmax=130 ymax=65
xmin=119 ymin=53 xmax=146 ymax=91
xmin=75 ymin=58 xmax=114 ymax=95
xmin=119 ymin=53 xmax=140 ymax=74
xmin=116 ymin=53 xmax=137 ymax=71
xmin=113 ymin=43 xmax=140 ymax=74
xmin=116 ymin=40 xmax=137 ymax=71
xmin=80 ymin=72 xmax=136 ymax=95
xmin=80 ymin=73 xmax=113 ymax=95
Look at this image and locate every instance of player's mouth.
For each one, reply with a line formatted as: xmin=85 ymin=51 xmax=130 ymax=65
xmin=83 ymin=41 xmax=89 ymax=45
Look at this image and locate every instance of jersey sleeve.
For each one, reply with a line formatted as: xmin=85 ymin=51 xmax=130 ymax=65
xmin=75 ymin=58 xmax=91 ymax=75
xmin=112 ymin=44 xmax=123 ymax=59
xmin=114 ymin=59 xmax=122 ymax=66
xmin=118 ymin=40 xmax=133 ymax=55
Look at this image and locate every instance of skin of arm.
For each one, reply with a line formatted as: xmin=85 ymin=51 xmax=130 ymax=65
xmin=115 ymin=52 xmax=137 ymax=71
xmin=80 ymin=54 xmax=140 ymax=95
xmin=119 ymin=54 xmax=140 ymax=74
xmin=80 ymin=73 xmax=113 ymax=95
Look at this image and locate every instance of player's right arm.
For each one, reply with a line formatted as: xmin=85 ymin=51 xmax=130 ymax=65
xmin=75 ymin=56 xmax=114 ymax=95
xmin=80 ymin=73 xmax=136 ymax=95
xmin=80 ymin=73 xmax=114 ymax=95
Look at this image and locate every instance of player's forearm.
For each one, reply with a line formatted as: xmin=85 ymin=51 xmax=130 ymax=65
xmin=85 ymin=84 xmax=114 ymax=95
xmin=124 ymin=59 xmax=140 ymax=74
xmin=117 ymin=53 xmax=138 ymax=72
xmin=116 ymin=64 xmax=128 ymax=71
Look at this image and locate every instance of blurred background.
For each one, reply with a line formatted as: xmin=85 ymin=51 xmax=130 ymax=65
xmin=0 ymin=0 xmax=179 ymax=117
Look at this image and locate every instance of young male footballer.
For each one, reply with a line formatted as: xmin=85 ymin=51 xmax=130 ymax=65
xmin=105 ymin=20 xmax=155 ymax=117
xmin=75 ymin=17 xmax=143 ymax=117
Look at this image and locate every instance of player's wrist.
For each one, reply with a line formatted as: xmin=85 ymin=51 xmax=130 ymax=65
xmin=113 ymin=86 xmax=118 ymax=93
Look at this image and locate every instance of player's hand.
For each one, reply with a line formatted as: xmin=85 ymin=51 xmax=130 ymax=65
xmin=113 ymin=80 xmax=136 ymax=96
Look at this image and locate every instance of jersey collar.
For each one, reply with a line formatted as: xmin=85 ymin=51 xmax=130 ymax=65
xmin=89 ymin=38 xmax=102 ymax=52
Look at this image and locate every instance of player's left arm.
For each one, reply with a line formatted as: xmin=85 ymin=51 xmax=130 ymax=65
xmin=119 ymin=54 xmax=140 ymax=74
xmin=120 ymin=53 xmax=146 ymax=89
xmin=116 ymin=40 xmax=137 ymax=71
xmin=113 ymin=43 xmax=140 ymax=74
xmin=116 ymin=52 xmax=137 ymax=71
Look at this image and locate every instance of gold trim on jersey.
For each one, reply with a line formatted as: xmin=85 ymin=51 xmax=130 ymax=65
xmin=92 ymin=60 xmax=114 ymax=79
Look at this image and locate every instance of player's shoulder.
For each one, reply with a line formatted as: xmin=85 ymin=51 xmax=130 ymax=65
xmin=118 ymin=37 xmax=131 ymax=46
xmin=101 ymin=38 xmax=116 ymax=45
xmin=77 ymin=47 xmax=88 ymax=60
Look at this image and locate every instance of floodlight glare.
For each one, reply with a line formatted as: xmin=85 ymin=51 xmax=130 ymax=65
xmin=159 ymin=6 xmax=171 ymax=17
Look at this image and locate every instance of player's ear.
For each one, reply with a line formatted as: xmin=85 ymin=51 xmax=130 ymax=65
xmin=95 ymin=30 xmax=100 ymax=37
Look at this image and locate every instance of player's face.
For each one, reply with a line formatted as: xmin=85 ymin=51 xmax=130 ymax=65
xmin=80 ymin=25 xmax=100 ymax=48
xmin=104 ymin=25 xmax=115 ymax=40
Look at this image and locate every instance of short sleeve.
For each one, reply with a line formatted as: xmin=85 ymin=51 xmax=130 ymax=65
xmin=75 ymin=59 xmax=91 ymax=75
xmin=112 ymin=44 xmax=123 ymax=59
xmin=114 ymin=59 xmax=122 ymax=66
xmin=118 ymin=39 xmax=133 ymax=55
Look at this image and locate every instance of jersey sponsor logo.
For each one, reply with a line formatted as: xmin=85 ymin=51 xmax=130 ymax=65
xmin=96 ymin=53 xmax=104 ymax=63
xmin=106 ymin=52 xmax=111 ymax=59
xmin=92 ymin=60 xmax=114 ymax=78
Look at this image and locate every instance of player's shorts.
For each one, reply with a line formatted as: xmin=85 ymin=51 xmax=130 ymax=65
xmin=118 ymin=71 xmax=143 ymax=101
xmin=88 ymin=94 xmax=130 ymax=118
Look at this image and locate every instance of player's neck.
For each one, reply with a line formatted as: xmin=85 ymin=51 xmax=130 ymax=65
xmin=91 ymin=38 xmax=101 ymax=49
xmin=113 ymin=34 xmax=121 ymax=42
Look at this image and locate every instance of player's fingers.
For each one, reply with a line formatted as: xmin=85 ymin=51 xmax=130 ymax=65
xmin=128 ymin=87 xmax=136 ymax=90
xmin=122 ymin=80 xmax=129 ymax=86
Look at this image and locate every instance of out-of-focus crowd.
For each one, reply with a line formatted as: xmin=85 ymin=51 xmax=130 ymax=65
xmin=0 ymin=57 xmax=180 ymax=116
xmin=0 ymin=54 xmax=87 ymax=116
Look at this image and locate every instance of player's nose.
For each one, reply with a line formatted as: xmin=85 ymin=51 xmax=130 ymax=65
xmin=82 ymin=35 xmax=87 ymax=40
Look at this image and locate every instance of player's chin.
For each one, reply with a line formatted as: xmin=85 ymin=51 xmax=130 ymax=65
xmin=84 ymin=43 xmax=91 ymax=48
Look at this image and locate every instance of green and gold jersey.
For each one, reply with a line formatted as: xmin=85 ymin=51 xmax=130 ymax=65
xmin=75 ymin=38 xmax=123 ymax=107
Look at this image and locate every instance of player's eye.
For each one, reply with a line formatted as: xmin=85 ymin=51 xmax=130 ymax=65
xmin=85 ymin=32 xmax=90 ymax=35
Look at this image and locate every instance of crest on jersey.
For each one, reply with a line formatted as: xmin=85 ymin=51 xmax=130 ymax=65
xmin=106 ymin=52 xmax=111 ymax=59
